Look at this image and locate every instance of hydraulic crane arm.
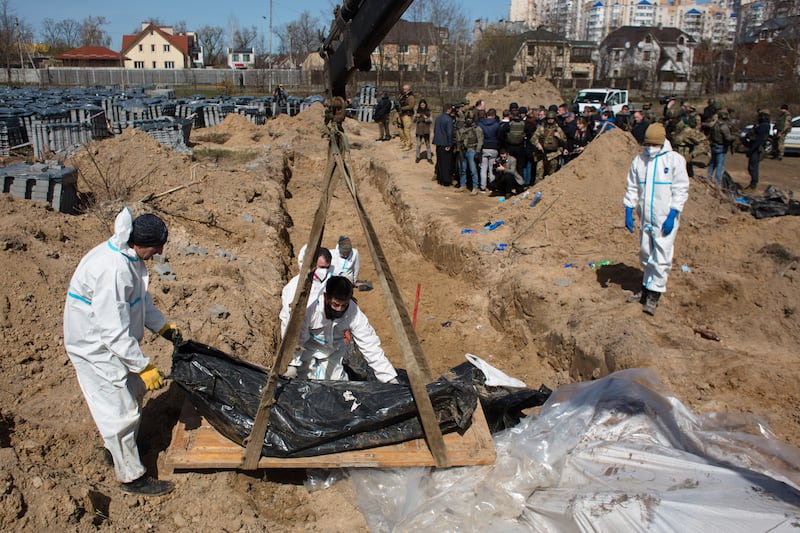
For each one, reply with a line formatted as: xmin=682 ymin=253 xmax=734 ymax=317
xmin=320 ymin=0 xmax=414 ymax=101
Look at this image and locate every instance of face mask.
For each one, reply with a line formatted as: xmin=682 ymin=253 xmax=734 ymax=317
xmin=324 ymin=296 xmax=348 ymax=320
xmin=314 ymin=267 xmax=330 ymax=283
xmin=645 ymin=146 xmax=661 ymax=158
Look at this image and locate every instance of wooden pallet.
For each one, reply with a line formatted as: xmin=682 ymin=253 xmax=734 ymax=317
xmin=164 ymin=398 xmax=496 ymax=471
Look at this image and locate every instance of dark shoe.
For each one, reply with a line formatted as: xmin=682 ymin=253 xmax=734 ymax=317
xmin=102 ymin=448 xmax=114 ymax=466
xmin=121 ymin=476 xmax=174 ymax=496
xmin=427 ymin=159 xmax=433 ymax=165
xmin=747 ymin=183 xmax=758 ymax=190
xmin=643 ymin=290 xmax=661 ymax=316
xmin=626 ymin=291 xmax=644 ymax=304
xmin=415 ymin=157 xmax=420 ymax=164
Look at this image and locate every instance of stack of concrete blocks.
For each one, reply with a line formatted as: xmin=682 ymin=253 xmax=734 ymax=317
xmin=0 ymin=162 xmax=78 ymax=213
xmin=175 ymin=102 xmax=209 ymax=129
xmin=30 ymin=120 xmax=93 ymax=159
xmin=109 ymin=99 xmax=167 ymax=134
xmin=134 ymin=117 xmax=193 ymax=156
xmin=0 ymin=112 xmax=30 ymax=154
xmin=236 ymin=105 xmax=267 ymax=125
xmin=357 ymin=84 xmax=377 ymax=122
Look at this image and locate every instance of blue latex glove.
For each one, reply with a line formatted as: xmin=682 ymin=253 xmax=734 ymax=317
xmin=625 ymin=207 xmax=634 ymax=233
xmin=662 ymin=208 xmax=680 ymax=236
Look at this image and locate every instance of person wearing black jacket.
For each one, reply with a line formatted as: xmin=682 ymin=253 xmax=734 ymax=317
xmin=746 ymin=109 xmax=771 ymax=190
xmin=373 ymin=92 xmax=392 ymax=141
xmin=631 ymin=110 xmax=650 ymax=145
xmin=433 ymin=104 xmax=457 ymax=186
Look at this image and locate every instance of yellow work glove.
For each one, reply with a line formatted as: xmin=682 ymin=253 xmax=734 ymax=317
xmin=158 ymin=323 xmax=182 ymax=343
xmin=139 ymin=364 xmax=165 ymax=391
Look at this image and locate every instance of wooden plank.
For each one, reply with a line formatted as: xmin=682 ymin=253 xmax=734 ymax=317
xmin=165 ymin=399 xmax=495 ymax=471
xmin=242 ymin=147 xmax=340 ymax=470
xmin=334 ymin=151 xmax=451 ymax=468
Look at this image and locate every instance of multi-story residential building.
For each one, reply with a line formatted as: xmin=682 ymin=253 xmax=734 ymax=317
xmin=511 ymin=28 xmax=596 ymax=81
xmin=512 ymin=0 xmax=738 ymax=47
xmin=597 ymin=26 xmax=695 ymax=91
xmin=121 ymin=23 xmax=203 ymax=70
xmin=735 ymin=14 xmax=800 ymax=82
xmin=370 ymin=19 xmax=445 ymax=74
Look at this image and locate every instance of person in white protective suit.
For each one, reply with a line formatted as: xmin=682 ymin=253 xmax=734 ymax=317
xmin=331 ymin=235 xmax=360 ymax=284
xmin=63 ymin=208 xmax=180 ymax=496
xmin=286 ymin=276 xmax=399 ymax=383
xmin=279 ymin=245 xmax=332 ymax=338
xmin=623 ymin=123 xmax=689 ymax=315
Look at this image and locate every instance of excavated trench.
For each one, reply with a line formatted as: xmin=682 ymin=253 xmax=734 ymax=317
xmin=276 ymin=150 xmax=613 ymax=386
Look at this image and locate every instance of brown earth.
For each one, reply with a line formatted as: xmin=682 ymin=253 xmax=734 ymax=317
xmin=1 ymin=92 xmax=799 ymax=531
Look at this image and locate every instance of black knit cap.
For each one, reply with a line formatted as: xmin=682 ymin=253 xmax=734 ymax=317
xmin=129 ymin=214 xmax=168 ymax=247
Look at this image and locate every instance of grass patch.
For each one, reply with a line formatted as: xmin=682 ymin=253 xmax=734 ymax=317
xmin=192 ymin=147 xmax=261 ymax=164
xmin=193 ymin=132 xmax=232 ymax=144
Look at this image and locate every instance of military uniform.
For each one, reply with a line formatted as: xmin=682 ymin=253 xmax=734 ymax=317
xmin=398 ymin=88 xmax=416 ymax=150
xmin=774 ymin=106 xmax=792 ymax=160
xmin=531 ymin=113 xmax=566 ymax=181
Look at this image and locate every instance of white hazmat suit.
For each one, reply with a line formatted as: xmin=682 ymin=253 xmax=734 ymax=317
xmin=623 ymin=140 xmax=689 ymax=294
xmin=63 ymin=208 xmax=167 ymax=482
xmin=279 ymin=244 xmax=331 ymax=338
xmin=331 ymin=245 xmax=360 ymax=283
xmin=289 ymin=291 xmax=398 ymax=383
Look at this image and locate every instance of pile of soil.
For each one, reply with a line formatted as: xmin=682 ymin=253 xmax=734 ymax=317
xmin=466 ymin=79 xmax=564 ymax=112
xmin=1 ymin=82 xmax=798 ymax=530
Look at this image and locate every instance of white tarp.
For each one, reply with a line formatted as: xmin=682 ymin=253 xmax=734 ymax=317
xmin=350 ymin=368 xmax=800 ymax=532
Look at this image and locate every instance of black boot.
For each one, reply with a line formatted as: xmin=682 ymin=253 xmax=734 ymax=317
xmin=643 ymin=290 xmax=661 ymax=315
xmin=121 ymin=476 xmax=175 ymax=496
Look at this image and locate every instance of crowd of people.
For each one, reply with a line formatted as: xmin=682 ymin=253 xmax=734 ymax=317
xmin=377 ymin=84 xmax=792 ymax=196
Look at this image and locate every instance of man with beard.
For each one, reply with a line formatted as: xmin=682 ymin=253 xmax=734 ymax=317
xmin=286 ymin=276 xmax=399 ymax=383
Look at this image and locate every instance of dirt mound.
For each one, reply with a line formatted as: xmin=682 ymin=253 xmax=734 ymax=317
xmin=196 ymin=112 xmax=266 ymax=147
xmin=267 ymin=102 xmax=326 ymax=141
xmin=467 ymin=79 xmax=563 ymax=112
xmin=66 ymin=128 xmax=194 ymax=213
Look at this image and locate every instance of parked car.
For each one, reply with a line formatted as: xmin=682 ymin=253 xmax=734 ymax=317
xmin=783 ymin=115 xmax=800 ymax=155
xmin=737 ymin=121 xmax=777 ymax=155
xmin=736 ymin=116 xmax=800 ymax=156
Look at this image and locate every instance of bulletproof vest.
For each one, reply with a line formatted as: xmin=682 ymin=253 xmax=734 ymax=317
xmin=686 ymin=112 xmax=699 ymax=129
xmin=710 ymin=121 xmax=727 ymax=145
xmin=506 ymin=120 xmax=525 ymax=145
xmin=776 ymin=113 xmax=788 ymax=132
xmin=461 ymin=126 xmax=479 ymax=150
xmin=542 ymin=126 xmax=559 ymax=151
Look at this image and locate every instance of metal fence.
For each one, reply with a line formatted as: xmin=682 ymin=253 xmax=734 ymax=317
xmin=0 ymin=67 xmax=305 ymax=89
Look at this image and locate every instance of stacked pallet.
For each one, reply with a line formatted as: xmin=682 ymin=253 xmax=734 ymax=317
xmin=356 ymin=84 xmax=377 ymax=122
xmin=0 ymin=162 xmax=78 ymax=213
xmin=134 ymin=117 xmax=193 ymax=156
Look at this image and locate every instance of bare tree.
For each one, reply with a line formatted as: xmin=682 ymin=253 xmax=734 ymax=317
xmin=41 ymin=18 xmax=81 ymax=53
xmin=473 ymin=27 xmax=520 ymax=86
xmin=197 ymin=25 xmax=225 ymax=66
xmin=277 ymin=10 xmax=324 ymax=61
xmin=0 ymin=0 xmax=28 ymax=73
xmin=232 ymin=25 xmax=258 ymax=50
xmin=79 ymin=16 xmax=110 ymax=47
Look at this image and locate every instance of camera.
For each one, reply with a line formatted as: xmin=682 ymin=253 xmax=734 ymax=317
xmin=659 ymin=95 xmax=676 ymax=105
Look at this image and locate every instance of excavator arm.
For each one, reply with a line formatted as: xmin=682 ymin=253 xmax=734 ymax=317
xmin=320 ymin=0 xmax=414 ymax=102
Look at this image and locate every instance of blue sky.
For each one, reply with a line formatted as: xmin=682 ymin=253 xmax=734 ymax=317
xmin=16 ymin=0 xmax=508 ymax=50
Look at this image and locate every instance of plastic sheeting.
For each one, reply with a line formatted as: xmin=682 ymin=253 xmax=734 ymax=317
xmin=351 ymin=369 xmax=800 ymax=532
xmin=170 ymin=341 xmax=550 ymax=457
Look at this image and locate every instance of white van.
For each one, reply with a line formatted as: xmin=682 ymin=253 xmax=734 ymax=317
xmin=573 ymin=88 xmax=629 ymax=114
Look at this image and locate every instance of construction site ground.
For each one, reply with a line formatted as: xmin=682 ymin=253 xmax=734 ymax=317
xmin=1 ymin=81 xmax=799 ymax=531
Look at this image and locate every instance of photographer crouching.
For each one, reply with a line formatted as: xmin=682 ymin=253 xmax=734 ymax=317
xmin=489 ymin=147 xmax=526 ymax=198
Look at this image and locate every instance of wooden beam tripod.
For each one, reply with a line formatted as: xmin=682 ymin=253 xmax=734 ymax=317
xmin=165 ymin=123 xmax=495 ymax=472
